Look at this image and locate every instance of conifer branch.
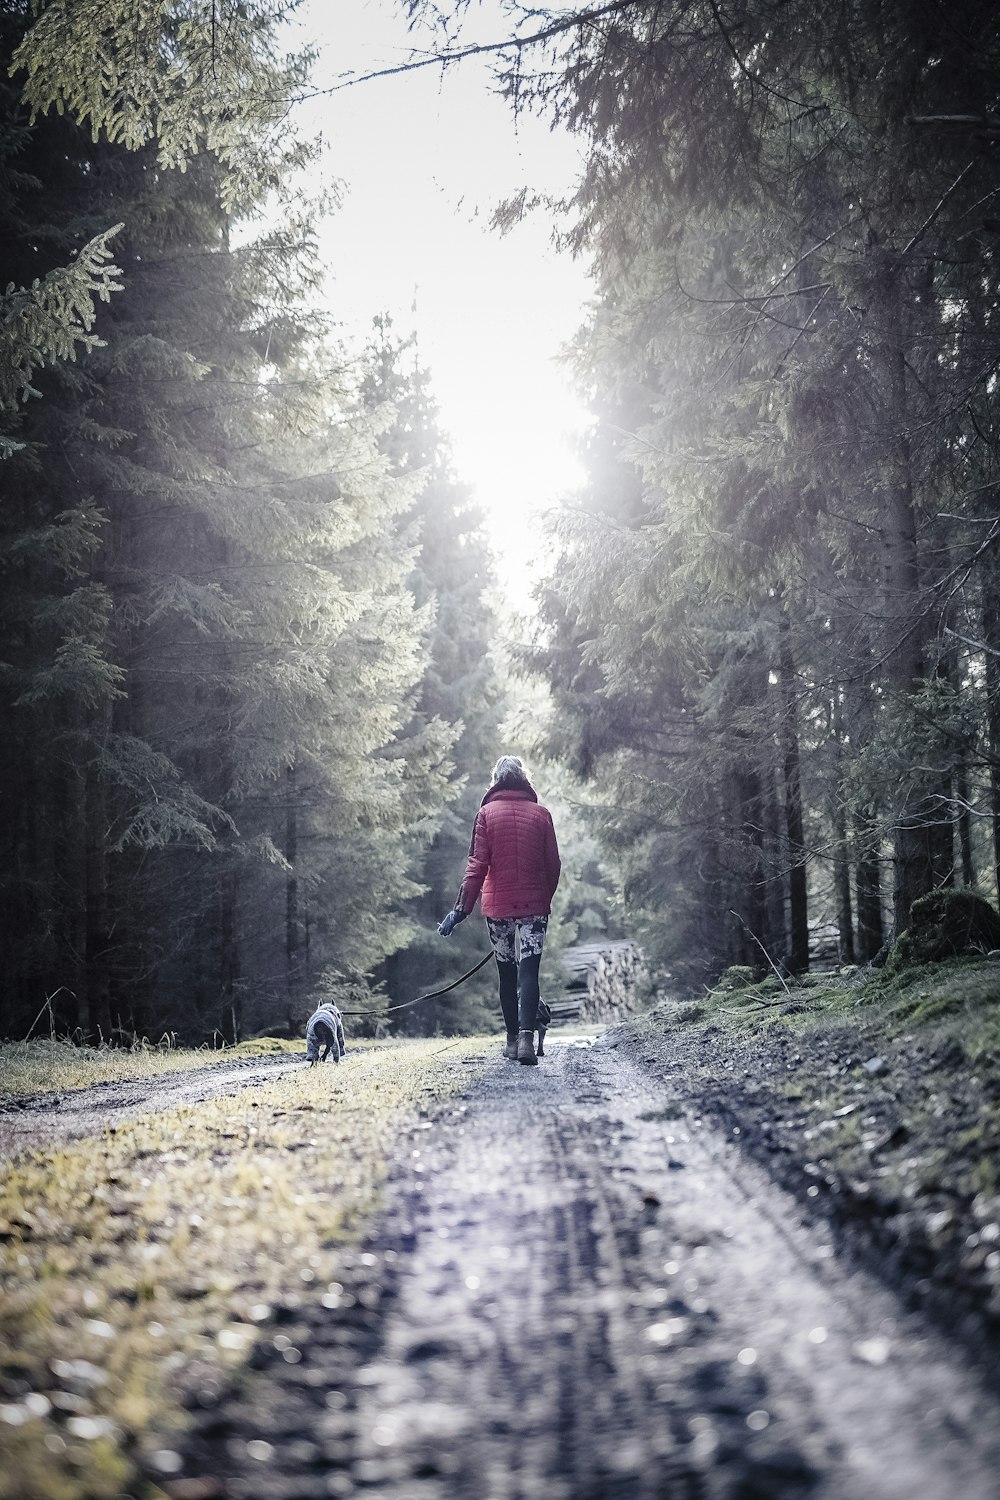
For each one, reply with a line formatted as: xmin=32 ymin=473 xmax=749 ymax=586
xmin=705 ymin=0 xmax=809 ymax=112
xmin=772 ymin=284 xmax=832 ymax=376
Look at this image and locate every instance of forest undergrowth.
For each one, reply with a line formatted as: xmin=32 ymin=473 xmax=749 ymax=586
xmin=0 ymin=1036 xmax=490 ymax=1499
xmin=635 ymin=956 xmax=1000 ymax=1374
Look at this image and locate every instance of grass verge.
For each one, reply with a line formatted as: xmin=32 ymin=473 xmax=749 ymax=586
xmin=0 ymin=1037 xmax=307 ymax=1103
xmin=662 ymin=953 xmax=1000 ymax=1054
xmin=0 ymin=1035 xmax=491 ymax=1499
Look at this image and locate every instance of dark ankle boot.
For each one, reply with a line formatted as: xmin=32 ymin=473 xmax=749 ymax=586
xmin=517 ymin=1029 xmax=537 ymax=1066
xmin=536 ymin=1025 xmax=547 ymax=1058
xmin=503 ymin=1032 xmax=518 ymax=1061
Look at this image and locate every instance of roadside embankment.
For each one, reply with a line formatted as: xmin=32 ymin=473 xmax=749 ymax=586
xmin=618 ymin=956 xmax=1000 ymax=1377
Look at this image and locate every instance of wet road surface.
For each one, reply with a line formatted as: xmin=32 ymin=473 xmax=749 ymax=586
xmin=168 ymin=1035 xmax=1000 ymax=1500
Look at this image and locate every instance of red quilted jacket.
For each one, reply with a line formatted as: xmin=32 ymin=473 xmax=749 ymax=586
xmin=457 ymin=785 xmax=561 ymax=919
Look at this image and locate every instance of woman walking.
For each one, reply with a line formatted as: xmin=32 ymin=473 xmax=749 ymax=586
xmin=439 ymin=756 xmax=560 ymax=1065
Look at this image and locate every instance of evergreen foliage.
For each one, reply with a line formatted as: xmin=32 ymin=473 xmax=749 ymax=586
xmin=0 ymin=30 xmax=125 ymax=457
xmin=359 ymin=320 xmax=510 ymax=1035
xmin=0 ymin=6 xmax=458 ymax=1043
xmin=476 ymin=0 xmax=1000 ymax=985
xmin=11 ymin=0 xmax=309 ymax=208
xmin=0 ymin=226 xmax=122 ymax=438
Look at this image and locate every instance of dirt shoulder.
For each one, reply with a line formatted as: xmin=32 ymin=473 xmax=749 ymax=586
xmin=625 ymin=957 xmax=1000 ymax=1379
xmin=0 ymin=1038 xmax=491 ymax=1500
xmin=0 ymin=1037 xmax=304 ymax=1107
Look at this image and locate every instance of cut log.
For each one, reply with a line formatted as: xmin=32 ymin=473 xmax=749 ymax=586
xmin=546 ymin=941 xmax=646 ymax=1026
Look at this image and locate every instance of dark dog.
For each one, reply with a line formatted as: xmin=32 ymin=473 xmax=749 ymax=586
xmin=305 ymin=1002 xmax=345 ymax=1063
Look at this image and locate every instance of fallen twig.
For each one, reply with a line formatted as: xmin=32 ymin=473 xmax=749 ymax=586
xmin=728 ymin=912 xmax=792 ymax=996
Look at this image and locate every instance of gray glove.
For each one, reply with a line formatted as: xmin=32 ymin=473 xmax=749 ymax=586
xmin=437 ymin=908 xmax=467 ymax=937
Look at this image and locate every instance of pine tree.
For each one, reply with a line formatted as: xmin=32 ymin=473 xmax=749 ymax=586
xmin=359 ymin=320 xmax=510 ymax=1034
xmin=487 ymin=0 xmax=1000 ymax=975
xmin=3 ymin=0 xmax=310 ymax=462
xmin=0 ymin=8 xmax=454 ymax=1041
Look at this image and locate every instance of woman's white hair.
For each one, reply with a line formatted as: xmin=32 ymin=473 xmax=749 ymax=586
xmin=491 ymin=754 xmax=528 ymax=785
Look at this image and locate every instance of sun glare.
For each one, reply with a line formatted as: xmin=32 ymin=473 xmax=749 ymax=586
xmin=291 ymin=0 xmax=593 ymax=601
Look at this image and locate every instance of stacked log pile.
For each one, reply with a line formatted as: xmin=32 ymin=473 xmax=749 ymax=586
xmin=548 ymin=940 xmax=646 ymax=1026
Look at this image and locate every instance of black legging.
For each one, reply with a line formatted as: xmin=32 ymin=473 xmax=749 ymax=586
xmin=496 ymin=952 xmax=541 ymax=1033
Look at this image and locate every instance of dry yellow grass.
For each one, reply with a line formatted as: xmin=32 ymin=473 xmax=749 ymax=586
xmin=0 ymin=1035 xmax=491 ymax=1498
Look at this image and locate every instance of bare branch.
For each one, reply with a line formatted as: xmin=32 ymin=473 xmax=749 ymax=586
xmin=945 ymin=627 xmax=1000 ymax=663
xmin=729 ymin=910 xmax=791 ymax=993
xmin=299 ymin=1 xmax=642 ymax=96
xmin=900 ymin=155 xmax=982 ymax=260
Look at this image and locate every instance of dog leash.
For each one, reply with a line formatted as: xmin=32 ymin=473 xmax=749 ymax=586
xmin=337 ymin=951 xmax=494 ymax=1018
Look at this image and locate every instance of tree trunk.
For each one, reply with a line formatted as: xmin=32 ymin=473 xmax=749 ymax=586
xmin=873 ymin=259 xmax=934 ymax=934
xmin=736 ymin=766 xmax=769 ymax=968
xmin=956 ymin=757 xmax=975 ymax=887
xmin=51 ymin=756 xmax=85 ymax=1035
xmin=762 ymin=767 xmax=787 ymax=965
xmin=828 ymin=688 xmax=856 ymax=964
xmin=832 ymin=803 xmax=856 ymax=965
xmin=854 ymin=813 xmax=885 ymax=961
xmin=84 ymin=727 xmax=113 ymax=1042
xmin=285 ymin=758 xmax=300 ymax=1007
xmin=982 ymin=573 xmax=1000 ymax=901
xmin=839 ymin=620 xmax=885 ymax=962
xmin=779 ymin=619 xmax=809 ymax=972
xmin=111 ymin=657 xmax=149 ymax=1040
xmin=220 ymin=868 xmax=241 ymax=1043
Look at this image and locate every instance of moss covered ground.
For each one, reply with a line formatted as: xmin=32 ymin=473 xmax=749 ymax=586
xmin=0 ymin=1035 xmax=491 ymax=1499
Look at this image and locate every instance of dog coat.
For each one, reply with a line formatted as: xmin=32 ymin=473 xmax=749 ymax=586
xmin=305 ymin=1003 xmax=345 ymax=1062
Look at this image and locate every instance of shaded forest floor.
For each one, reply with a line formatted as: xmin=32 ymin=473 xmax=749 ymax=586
xmin=640 ymin=956 xmax=1000 ymax=1377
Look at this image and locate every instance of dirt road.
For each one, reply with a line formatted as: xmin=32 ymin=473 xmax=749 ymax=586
xmin=163 ymin=1034 xmax=1000 ymax=1500
xmin=0 ymin=1054 xmax=302 ymax=1157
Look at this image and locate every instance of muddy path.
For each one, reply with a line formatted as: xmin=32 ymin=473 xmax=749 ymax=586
xmin=0 ymin=1053 xmax=302 ymax=1157
xmin=163 ymin=1035 xmax=1000 ymax=1500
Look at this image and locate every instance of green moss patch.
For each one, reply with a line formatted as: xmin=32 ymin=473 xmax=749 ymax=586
xmin=884 ymin=889 xmax=1000 ymax=975
xmin=0 ymin=1036 xmax=490 ymax=1499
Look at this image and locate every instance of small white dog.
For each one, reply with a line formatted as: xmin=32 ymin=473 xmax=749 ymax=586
xmin=305 ymin=1002 xmax=346 ymax=1064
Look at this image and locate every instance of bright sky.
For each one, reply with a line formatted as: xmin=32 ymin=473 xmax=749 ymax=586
xmin=288 ymin=0 xmax=593 ymax=598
